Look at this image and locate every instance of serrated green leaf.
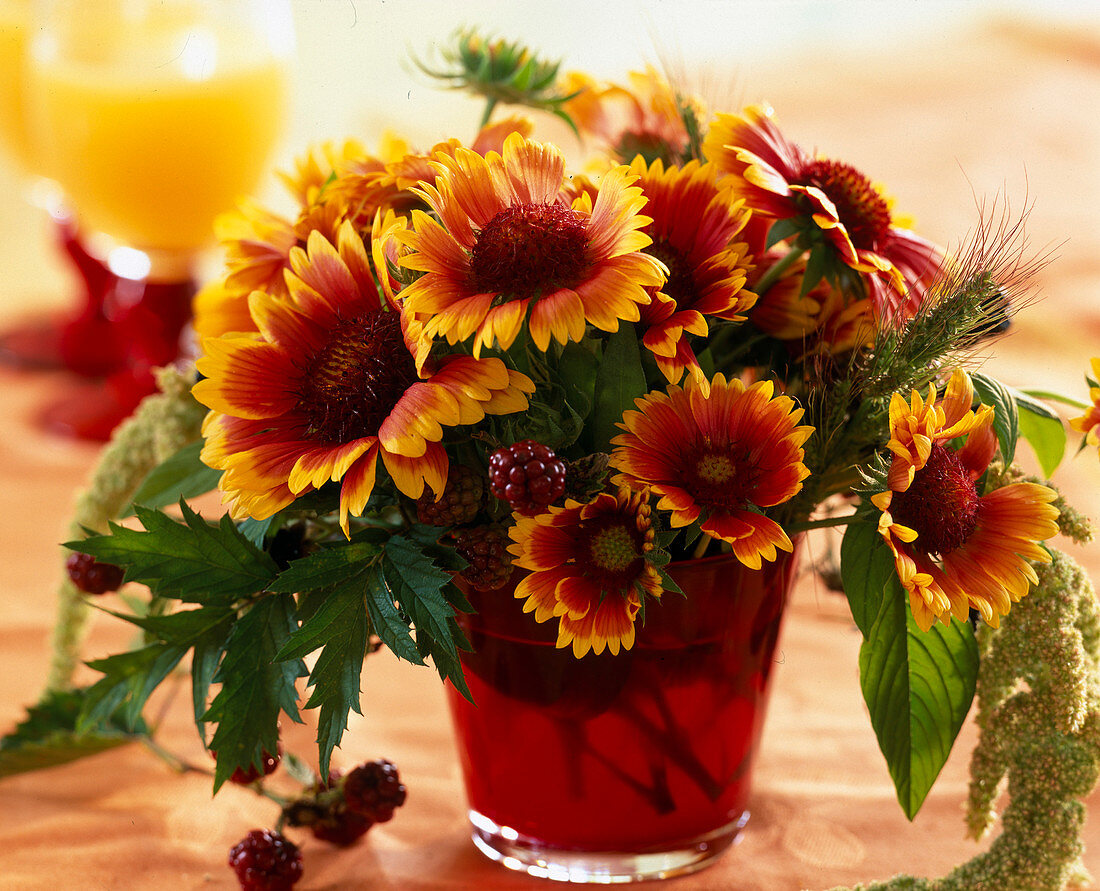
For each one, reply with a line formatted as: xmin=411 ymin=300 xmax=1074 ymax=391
xmin=125 ymin=440 xmax=220 ymax=515
xmin=840 ymin=516 xmax=898 ymax=638
xmin=275 ymin=578 xmax=369 ymax=778
xmin=972 ymin=372 xmax=1018 ymax=466
xmin=364 ymin=565 xmax=423 ymax=665
xmin=0 ymin=689 xmax=145 ymax=778
xmin=591 ymin=326 xmax=646 ymax=454
xmin=203 ymin=594 xmax=307 ymax=792
xmin=383 ymin=536 xmax=472 ymax=698
xmin=268 ymin=540 xmax=382 ymax=594
xmin=80 ymin=643 xmax=189 ymax=732
xmin=69 ymin=502 xmax=279 ymax=604
xmin=1017 ymin=401 xmax=1067 ymax=477
xmin=857 ymin=569 xmax=978 ymax=819
xmin=238 ymin=516 xmax=274 ymax=548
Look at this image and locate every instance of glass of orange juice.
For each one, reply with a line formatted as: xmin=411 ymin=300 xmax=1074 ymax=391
xmin=25 ymin=0 xmax=294 ymax=438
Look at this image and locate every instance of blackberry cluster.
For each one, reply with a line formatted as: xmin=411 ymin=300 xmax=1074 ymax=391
xmin=227 ymin=747 xmax=282 ymax=786
xmin=65 ymin=551 xmax=125 ymax=595
xmin=342 ymin=758 xmax=407 ymax=823
xmin=227 ymin=829 xmax=303 ymax=891
xmin=453 ymin=524 xmax=513 ymax=591
xmin=488 ymin=439 xmax=567 ymax=514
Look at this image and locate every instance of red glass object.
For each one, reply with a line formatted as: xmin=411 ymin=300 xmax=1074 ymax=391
xmin=446 ymin=546 xmax=800 ymax=882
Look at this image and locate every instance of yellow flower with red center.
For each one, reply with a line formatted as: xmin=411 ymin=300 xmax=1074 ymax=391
xmin=1069 ymin=357 xmax=1100 ymax=451
xmin=630 ymin=157 xmax=757 ymax=389
xmin=563 ymin=67 xmax=693 ymax=166
xmin=871 ymin=369 xmax=1060 ymax=630
xmin=702 ymin=105 xmax=944 ymax=324
xmin=508 ymin=488 xmax=662 ymax=657
xmin=396 ymin=132 xmax=666 ymax=356
xmin=749 ymin=247 xmax=875 ymax=356
xmin=609 ymin=374 xmax=812 ymax=569
xmin=193 ymin=221 xmax=534 ymax=534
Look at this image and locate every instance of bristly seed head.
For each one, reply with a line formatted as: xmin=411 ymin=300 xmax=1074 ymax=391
xmin=889 ymin=444 xmax=981 ymax=557
xmin=298 ymin=310 xmax=418 ymax=443
xmin=801 ymin=158 xmax=892 ymax=250
xmin=469 ymin=203 xmax=588 ymax=297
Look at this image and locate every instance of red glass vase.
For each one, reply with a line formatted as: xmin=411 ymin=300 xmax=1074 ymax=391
xmin=445 ymin=546 xmax=800 ymax=882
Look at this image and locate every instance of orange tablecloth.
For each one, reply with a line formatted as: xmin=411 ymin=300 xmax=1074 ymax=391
xmin=1 ymin=12 xmax=1099 ymax=890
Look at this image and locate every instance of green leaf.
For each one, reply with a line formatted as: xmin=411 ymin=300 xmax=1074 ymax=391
xmin=765 ymin=217 xmax=801 ymax=249
xmin=1017 ymin=401 xmax=1067 ymax=477
xmin=268 ymin=540 xmax=383 ymax=594
xmin=275 ymin=578 xmax=370 ymax=778
xmin=851 ymin=530 xmax=979 ymax=818
xmin=69 ymin=502 xmax=279 ymax=604
xmin=203 ymin=594 xmax=307 ymax=792
xmin=238 ymin=516 xmax=274 ymax=548
xmin=840 ymin=515 xmax=898 ymax=638
xmin=80 ymin=642 xmax=190 ymax=732
xmin=0 ymin=689 xmax=143 ymax=778
xmin=556 ymin=340 xmax=599 ymax=422
xmin=1019 ymin=388 xmax=1090 ymax=412
xmin=800 ymin=245 xmax=828 ymax=297
xmin=364 ymin=565 xmax=423 ymax=665
xmin=382 ymin=535 xmax=472 ymax=699
xmin=972 ymin=372 xmax=1018 ymax=466
xmin=125 ymin=440 xmax=220 ymax=515
xmin=591 ymin=326 xmax=647 ymax=454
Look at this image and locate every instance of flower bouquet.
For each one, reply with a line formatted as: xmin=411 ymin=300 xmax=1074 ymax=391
xmin=4 ymin=27 xmax=1100 ymax=891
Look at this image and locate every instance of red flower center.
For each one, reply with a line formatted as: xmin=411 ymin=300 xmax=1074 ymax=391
xmin=889 ymin=444 xmax=981 ymax=557
xmin=645 ymin=237 xmax=698 ymax=308
xmin=297 ymin=310 xmax=418 ymax=443
xmin=583 ymin=516 xmax=646 ymax=593
xmin=684 ymin=443 xmax=760 ymax=510
xmin=801 ymin=158 xmax=891 ymax=250
xmin=469 ymin=203 xmax=589 ymax=298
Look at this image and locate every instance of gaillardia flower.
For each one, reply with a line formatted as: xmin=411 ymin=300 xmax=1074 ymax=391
xmin=508 ymin=487 xmax=662 ymax=657
xmin=631 ymin=157 xmax=757 ymax=388
xmin=1069 ymin=357 xmax=1100 ymax=452
xmin=872 ymin=369 xmax=1060 ymax=630
xmin=194 ymin=222 xmax=534 ymax=533
xmin=397 ymin=132 xmax=666 ymax=355
xmin=702 ymin=105 xmax=943 ymax=322
xmin=610 ymin=374 xmax=812 ymax=569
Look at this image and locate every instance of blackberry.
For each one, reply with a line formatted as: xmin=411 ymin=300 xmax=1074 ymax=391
xmin=212 ymin=743 xmax=282 ymax=785
xmin=453 ymin=524 xmax=513 ymax=591
xmin=65 ymin=551 xmax=125 ymax=595
xmin=416 ymin=464 xmax=485 ymax=526
xmin=488 ymin=439 xmax=567 ymax=514
xmin=283 ymin=770 xmax=375 ymax=847
xmin=227 ymin=829 xmax=303 ymax=891
xmin=343 ymin=759 xmax=407 ymax=823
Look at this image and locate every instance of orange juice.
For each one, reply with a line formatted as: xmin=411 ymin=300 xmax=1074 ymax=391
xmin=0 ymin=1 xmax=33 ymax=171
xmin=29 ymin=14 xmax=289 ymax=253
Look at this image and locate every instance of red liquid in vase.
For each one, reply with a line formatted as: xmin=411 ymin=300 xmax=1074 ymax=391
xmin=446 ymin=549 xmax=797 ymax=854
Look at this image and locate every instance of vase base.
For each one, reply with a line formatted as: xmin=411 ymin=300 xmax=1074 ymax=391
xmin=467 ymin=808 xmax=750 ymax=883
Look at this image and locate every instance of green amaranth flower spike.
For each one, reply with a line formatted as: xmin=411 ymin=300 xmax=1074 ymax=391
xmin=46 ymin=366 xmax=206 ymax=692
xmin=414 ymin=27 xmax=580 ymax=131
xmin=833 ymin=499 xmax=1100 ymax=891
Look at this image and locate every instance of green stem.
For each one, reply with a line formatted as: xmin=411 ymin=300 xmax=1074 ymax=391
xmin=141 ymin=736 xmax=212 ymax=777
xmin=479 ymin=96 xmax=499 ymax=130
xmin=752 ymin=242 xmax=806 ymax=296
xmin=691 ymin=533 xmax=713 ymax=560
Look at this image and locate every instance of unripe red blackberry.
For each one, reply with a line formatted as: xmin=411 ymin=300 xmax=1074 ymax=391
xmin=303 ymin=765 xmax=376 ymax=844
xmin=65 ymin=551 xmax=125 ymax=595
xmin=453 ymin=524 xmax=513 ymax=591
xmin=488 ymin=439 xmax=567 ymax=513
xmin=227 ymin=829 xmax=303 ymax=891
xmin=416 ymin=464 xmax=485 ymax=526
xmin=343 ymin=758 xmax=407 ymax=823
xmin=212 ymin=743 xmax=282 ymax=785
